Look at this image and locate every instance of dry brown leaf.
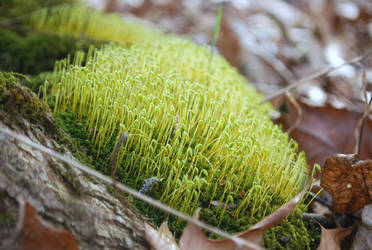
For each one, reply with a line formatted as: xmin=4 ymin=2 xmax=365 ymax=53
xmin=321 ymin=154 xmax=372 ymax=214
xmin=145 ymin=222 xmax=179 ymax=250
xmin=317 ymin=225 xmax=354 ymax=250
xmin=276 ymin=100 xmax=372 ymax=167
xmin=18 ymin=202 xmax=79 ymax=250
xmin=178 ymin=190 xmax=305 ymax=250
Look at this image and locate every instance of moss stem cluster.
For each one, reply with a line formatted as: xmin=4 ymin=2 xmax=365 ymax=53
xmin=45 ymin=39 xmax=308 ymax=221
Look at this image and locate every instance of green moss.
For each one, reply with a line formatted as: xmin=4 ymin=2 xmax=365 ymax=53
xmin=305 ymin=220 xmax=321 ymax=249
xmin=0 ymin=211 xmax=14 ymax=227
xmin=54 ymin=111 xmax=116 ymax=174
xmin=27 ymin=4 xmax=163 ymax=45
xmin=29 ymin=72 xmax=54 ymax=94
xmin=0 ymin=0 xmax=75 ymax=22
xmin=48 ymin=40 xmax=308 ymax=219
xmin=21 ymin=4 xmax=317 ymax=248
xmin=0 ymin=193 xmax=15 ymax=229
xmin=0 ymin=29 xmax=96 ymax=76
xmin=0 ymin=72 xmax=47 ymax=119
xmin=0 ymin=71 xmax=65 ymax=141
xmin=49 ymin=108 xmax=322 ymax=248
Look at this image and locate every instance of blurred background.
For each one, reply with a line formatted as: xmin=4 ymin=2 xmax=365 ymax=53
xmin=85 ymin=0 xmax=372 ymax=166
xmin=83 ymin=0 xmax=372 ymax=105
xmin=2 ymin=0 xmax=372 ymax=166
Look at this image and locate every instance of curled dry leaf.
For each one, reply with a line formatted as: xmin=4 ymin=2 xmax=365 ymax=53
xmin=317 ymin=225 xmax=354 ymax=250
xmin=320 ymin=154 xmax=372 ymax=214
xmin=145 ymin=222 xmax=179 ymax=250
xmin=19 ymin=202 xmax=78 ymax=250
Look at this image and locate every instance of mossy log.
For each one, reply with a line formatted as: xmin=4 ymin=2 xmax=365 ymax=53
xmin=0 ymin=73 xmax=149 ymax=249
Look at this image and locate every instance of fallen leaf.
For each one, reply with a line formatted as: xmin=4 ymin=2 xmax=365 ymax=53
xmin=178 ymin=190 xmax=305 ymax=250
xmin=145 ymin=222 xmax=179 ymax=250
xmin=19 ymin=202 xmax=79 ymax=250
xmin=276 ymin=100 xmax=372 ymax=166
xmin=317 ymin=225 xmax=354 ymax=250
xmin=320 ymin=154 xmax=372 ymax=214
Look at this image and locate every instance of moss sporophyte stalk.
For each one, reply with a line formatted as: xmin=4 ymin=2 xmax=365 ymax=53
xmin=30 ymin=4 xmax=314 ymax=248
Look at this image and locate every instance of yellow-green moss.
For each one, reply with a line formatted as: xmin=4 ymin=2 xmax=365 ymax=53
xmin=0 ymin=29 xmax=96 ymax=75
xmin=46 ymin=39 xmax=308 ymax=220
xmin=27 ymin=4 xmax=315 ymax=248
xmin=0 ymin=0 xmax=74 ymax=22
xmin=28 ymin=4 xmax=163 ymax=45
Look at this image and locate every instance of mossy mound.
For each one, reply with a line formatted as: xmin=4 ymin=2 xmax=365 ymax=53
xmin=46 ymin=39 xmax=310 ymax=247
xmin=0 ymin=72 xmax=49 ymax=124
xmin=12 ymin=4 xmax=316 ymax=248
xmin=0 ymin=71 xmax=68 ymax=144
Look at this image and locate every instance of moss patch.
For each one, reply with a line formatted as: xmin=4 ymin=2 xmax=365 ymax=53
xmin=0 ymin=193 xmax=15 ymax=229
xmin=0 ymin=72 xmax=48 ymax=122
xmin=55 ymin=109 xmax=320 ymax=249
xmin=0 ymin=29 xmax=96 ymax=76
xmin=0 ymin=72 xmax=67 ymax=144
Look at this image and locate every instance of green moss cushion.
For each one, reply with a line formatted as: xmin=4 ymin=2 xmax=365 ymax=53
xmin=46 ymin=39 xmax=308 ymax=220
xmin=25 ymin=4 xmax=314 ymax=248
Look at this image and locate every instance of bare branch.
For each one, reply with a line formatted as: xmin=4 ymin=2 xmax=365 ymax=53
xmin=232 ymin=7 xmax=296 ymax=84
xmin=261 ymin=48 xmax=372 ymax=104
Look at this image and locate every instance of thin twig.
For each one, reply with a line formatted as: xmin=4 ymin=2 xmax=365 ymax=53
xmin=261 ymin=48 xmax=372 ymax=104
xmin=307 ymin=193 xmax=332 ymax=210
xmin=355 ymin=96 xmax=372 ymax=155
xmin=208 ymin=4 xmax=223 ymax=72
xmin=353 ymin=67 xmax=372 ymax=155
xmin=110 ymin=132 xmax=128 ymax=185
xmin=0 ymin=127 xmax=263 ymax=250
xmin=284 ymin=93 xmax=302 ymax=134
xmin=109 ymin=132 xmax=145 ymax=235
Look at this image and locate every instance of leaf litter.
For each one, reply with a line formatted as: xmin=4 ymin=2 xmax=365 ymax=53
xmin=18 ymin=201 xmax=78 ymax=250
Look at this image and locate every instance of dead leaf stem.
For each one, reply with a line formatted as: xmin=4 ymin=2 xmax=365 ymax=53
xmin=285 ymin=93 xmax=302 ymax=134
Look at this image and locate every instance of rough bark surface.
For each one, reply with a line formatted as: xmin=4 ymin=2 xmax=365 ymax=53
xmin=0 ymin=82 xmax=149 ymax=249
